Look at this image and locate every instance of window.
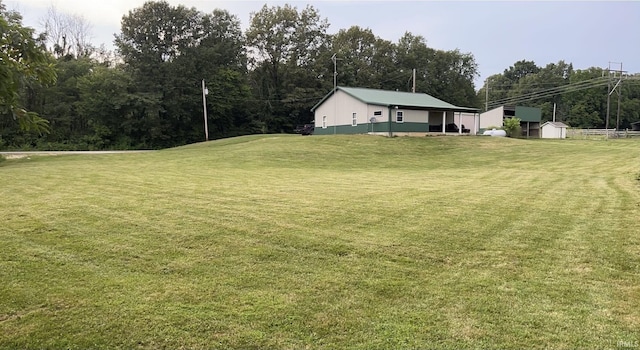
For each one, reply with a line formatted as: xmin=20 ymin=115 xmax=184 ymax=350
xmin=322 ymin=116 xmax=327 ymax=128
xmin=352 ymin=112 xmax=357 ymax=126
xmin=396 ymin=111 xmax=404 ymax=123
xmin=374 ymin=111 xmax=382 ymax=116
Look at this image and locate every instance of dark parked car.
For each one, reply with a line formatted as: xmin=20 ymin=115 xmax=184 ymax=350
xmin=294 ymin=124 xmax=315 ymax=135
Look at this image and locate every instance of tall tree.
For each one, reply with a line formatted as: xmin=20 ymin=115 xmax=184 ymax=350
xmin=503 ymin=60 xmax=540 ymax=83
xmin=22 ymin=56 xmax=94 ymax=147
xmin=478 ymin=73 xmax=513 ymax=111
xmin=246 ymin=4 xmax=330 ymax=132
xmin=0 ymin=1 xmax=56 ymax=134
xmin=331 ymin=26 xmax=395 ymax=89
xmin=425 ymin=48 xmax=479 ymax=107
xmin=116 ymin=1 xmax=249 ymax=147
xmin=393 ymin=32 xmax=435 ymax=92
xmin=389 ymin=32 xmax=479 ymax=107
xmin=508 ymin=61 xmax=573 ymax=120
xmin=76 ymin=64 xmax=152 ymax=149
xmin=563 ymin=67 xmax=607 ymax=127
xmin=479 ymin=60 xmax=540 ymax=111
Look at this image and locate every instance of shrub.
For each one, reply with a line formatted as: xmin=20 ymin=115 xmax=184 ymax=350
xmin=503 ymin=117 xmax=522 ymax=138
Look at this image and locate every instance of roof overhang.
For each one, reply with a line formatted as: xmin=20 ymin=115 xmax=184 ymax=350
xmin=311 ymin=87 xmax=479 ymax=113
xmin=392 ymin=105 xmax=480 ymax=113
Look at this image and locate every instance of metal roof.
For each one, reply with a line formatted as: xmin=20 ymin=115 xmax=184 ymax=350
xmin=541 ymin=121 xmax=569 ymax=128
xmin=311 ymin=86 xmax=479 ymax=112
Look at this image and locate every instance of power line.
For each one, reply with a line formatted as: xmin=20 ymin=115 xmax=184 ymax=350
xmin=490 ymin=76 xmax=608 ymax=103
xmin=487 ymin=77 xmax=609 ymax=108
xmin=486 ymin=81 xmax=580 ymax=88
xmin=488 ymin=82 xmax=609 ymax=109
xmin=487 ymin=76 xmax=640 ymax=93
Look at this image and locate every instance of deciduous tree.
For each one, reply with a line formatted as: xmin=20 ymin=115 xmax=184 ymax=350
xmin=116 ymin=1 xmax=250 ymax=147
xmin=0 ymin=1 xmax=56 ymax=134
xmin=246 ymin=4 xmax=330 ymax=132
xmin=41 ymin=5 xmax=94 ymax=58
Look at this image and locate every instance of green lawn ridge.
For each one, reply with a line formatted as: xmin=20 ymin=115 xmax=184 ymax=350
xmin=1 ymin=134 xmax=639 ymax=349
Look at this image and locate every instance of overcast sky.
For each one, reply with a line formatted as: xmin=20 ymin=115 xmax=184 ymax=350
xmin=6 ymin=0 xmax=640 ymax=88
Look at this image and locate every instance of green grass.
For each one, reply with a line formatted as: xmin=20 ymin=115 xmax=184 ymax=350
xmin=1 ymin=135 xmax=639 ymax=349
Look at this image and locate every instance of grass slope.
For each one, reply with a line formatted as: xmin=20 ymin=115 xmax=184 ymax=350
xmin=1 ymin=135 xmax=639 ymax=349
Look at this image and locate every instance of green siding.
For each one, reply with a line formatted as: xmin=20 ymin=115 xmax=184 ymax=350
xmin=313 ymin=122 xmax=430 ymax=135
xmin=314 ymin=124 xmax=374 ymax=135
xmin=392 ymin=122 xmax=430 ymax=132
xmin=515 ymin=106 xmax=542 ymax=122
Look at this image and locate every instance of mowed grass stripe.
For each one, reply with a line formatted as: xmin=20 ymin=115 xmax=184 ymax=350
xmin=1 ymin=135 xmax=639 ymax=349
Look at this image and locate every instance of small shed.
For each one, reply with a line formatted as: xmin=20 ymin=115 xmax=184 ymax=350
xmin=541 ymin=121 xmax=569 ymax=139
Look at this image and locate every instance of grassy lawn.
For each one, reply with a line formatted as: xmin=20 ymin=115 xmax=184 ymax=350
xmin=1 ymin=135 xmax=639 ymax=349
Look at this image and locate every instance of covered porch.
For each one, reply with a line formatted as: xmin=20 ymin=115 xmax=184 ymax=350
xmin=427 ymin=110 xmax=480 ymax=135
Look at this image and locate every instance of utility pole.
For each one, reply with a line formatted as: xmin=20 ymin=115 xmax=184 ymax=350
xmin=332 ymin=53 xmax=337 ymax=91
xmin=606 ymin=67 xmax=611 ymax=134
xmin=606 ymin=62 xmax=625 ymax=137
xmin=616 ymin=63 xmax=623 ymax=131
xmin=331 ymin=53 xmax=339 ymax=135
xmin=412 ymin=68 xmax=416 ymax=93
xmin=202 ymin=79 xmax=209 ymax=141
xmin=484 ymin=78 xmax=489 ymax=112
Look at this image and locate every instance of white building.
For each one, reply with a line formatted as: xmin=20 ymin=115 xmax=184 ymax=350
xmin=480 ymin=105 xmax=542 ymax=138
xmin=311 ymin=86 xmax=480 ymax=136
xmin=540 ymin=121 xmax=569 ymax=139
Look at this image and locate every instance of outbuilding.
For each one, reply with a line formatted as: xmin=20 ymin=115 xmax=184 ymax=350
xmin=540 ymin=121 xmax=569 ymax=139
xmin=480 ymin=105 xmax=542 ymax=138
xmin=311 ymin=86 xmax=480 ymax=136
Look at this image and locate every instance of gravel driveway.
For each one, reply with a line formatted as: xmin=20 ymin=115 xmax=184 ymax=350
xmin=0 ymin=151 xmax=154 ymax=159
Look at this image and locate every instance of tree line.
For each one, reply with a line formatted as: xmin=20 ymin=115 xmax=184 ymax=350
xmin=2 ymin=1 xmax=639 ymax=150
xmin=478 ymin=60 xmax=640 ymax=129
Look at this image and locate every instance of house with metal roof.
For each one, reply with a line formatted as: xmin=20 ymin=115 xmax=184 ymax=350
xmin=310 ymin=87 xmax=480 ymax=136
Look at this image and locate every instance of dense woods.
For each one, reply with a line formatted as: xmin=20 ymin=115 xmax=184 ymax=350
xmin=1 ymin=0 xmax=639 ymax=150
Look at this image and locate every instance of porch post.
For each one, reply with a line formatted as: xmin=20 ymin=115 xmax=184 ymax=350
xmin=442 ymin=111 xmax=446 ymax=134
xmin=475 ymin=113 xmax=479 ymax=135
xmin=472 ymin=113 xmax=476 ymax=135
xmin=426 ymin=110 xmax=430 ymax=133
xmin=388 ymin=106 xmax=393 ymax=137
xmin=458 ymin=112 xmax=462 ymax=135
